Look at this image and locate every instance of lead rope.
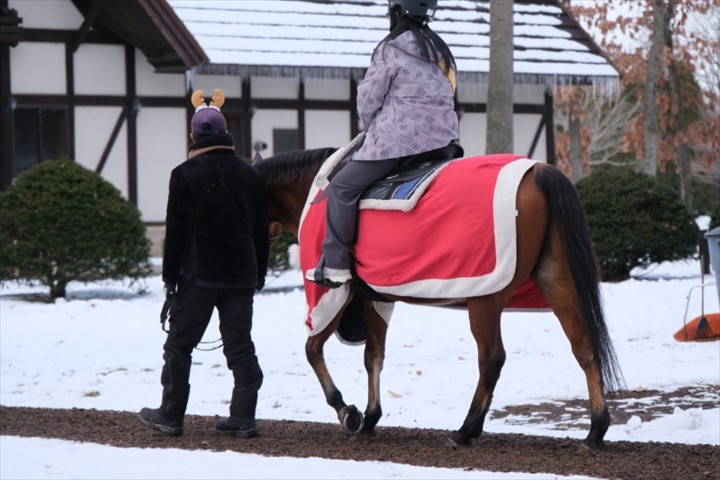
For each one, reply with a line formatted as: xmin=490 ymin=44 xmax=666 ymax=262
xmin=160 ymin=298 xmax=224 ymax=352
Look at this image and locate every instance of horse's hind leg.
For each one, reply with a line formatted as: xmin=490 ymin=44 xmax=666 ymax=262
xmin=361 ymin=300 xmax=388 ymax=434
xmin=305 ymin=304 xmax=364 ymax=434
xmin=532 ymin=233 xmax=610 ymax=450
xmin=449 ymin=296 xmax=505 ymax=447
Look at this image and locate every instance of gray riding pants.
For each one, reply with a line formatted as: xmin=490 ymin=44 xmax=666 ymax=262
xmin=322 ymin=158 xmax=403 ymax=269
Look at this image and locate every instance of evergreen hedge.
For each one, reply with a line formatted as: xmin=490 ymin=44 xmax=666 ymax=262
xmin=0 ymin=159 xmax=152 ymax=298
xmin=268 ymin=229 xmax=296 ymax=273
xmin=576 ymin=167 xmax=699 ymax=281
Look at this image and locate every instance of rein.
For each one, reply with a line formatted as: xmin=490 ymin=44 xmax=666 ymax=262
xmin=160 ymin=299 xmax=223 ymax=352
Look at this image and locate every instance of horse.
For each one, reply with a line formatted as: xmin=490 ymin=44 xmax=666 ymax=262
xmin=255 ymin=147 xmax=624 ymax=450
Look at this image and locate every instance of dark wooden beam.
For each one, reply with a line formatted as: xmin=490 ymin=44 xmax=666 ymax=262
xmin=125 ymin=45 xmax=138 ymax=204
xmin=527 ymin=115 xmax=545 ymax=159
xmin=0 ymin=4 xmax=23 ymax=46
xmin=297 ymin=80 xmax=305 ymax=150
xmin=241 ymin=79 xmax=252 ymax=159
xmin=96 ymin=106 xmax=127 ymax=174
xmin=350 ymin=78 xmax=359 ymax=137
xmin=12 ymin=94 xmax=187 ymax=108
xmin=0 ymin=27 xmax=13 ymax=189
xmin=65 ymin=38 xmax=75 ymax=162
xmin=24 ymin=27 xmax=118 ymax=44
xmin=72 ymin=0 xmax=104 ymax=52
xmin=459 ymin=103 xmax=546 ymax=115
xmin=544 ymin=91 xmax=556 ymax=165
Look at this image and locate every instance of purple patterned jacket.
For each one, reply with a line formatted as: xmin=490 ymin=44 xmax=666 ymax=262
xmin=354 ymin=31 xmax=459 ymax=161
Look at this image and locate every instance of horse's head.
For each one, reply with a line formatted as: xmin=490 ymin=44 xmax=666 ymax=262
xmin=255 ymin=147 xmax=337 ymax=235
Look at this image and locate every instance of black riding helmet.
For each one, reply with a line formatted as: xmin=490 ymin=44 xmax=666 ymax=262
xmin=388 ymin=0 xmax=437 ymax=23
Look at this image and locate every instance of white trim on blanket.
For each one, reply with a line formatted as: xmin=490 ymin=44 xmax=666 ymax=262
xmin=306 ymin=283 xmax=351 ymax=335
xmin=298 ymin=132 xmax=366 ymax=240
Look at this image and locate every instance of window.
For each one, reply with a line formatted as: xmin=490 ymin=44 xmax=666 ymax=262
xmin=273 ymin=129 xmax=299 ymax=154
xmin=14 ymin=108 xmax=69 ymax=178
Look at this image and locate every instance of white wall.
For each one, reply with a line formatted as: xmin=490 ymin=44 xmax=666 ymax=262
xmin=136 ymin=108 xmax=187 ymax=222
xmin=458 ymin=113 xmax=487 ymax=157
xmin=74 ymin=107 xmax=128 ymax=199
xmin=305 ymin=110 xmax=350 ymax=149
xmin=10 ymin=43 xmax=66 ymax=94
xmin=459 ymin=113 xmax=547 ymax=161
xmin=457 ymin=83 xmax=545 ymax=105
xmin=191 ymin=74 xmax=242 ymax=98
xmin=251 ymin=76 xmax=299 ymax=99
xmin=304 ymin=78 xmax=350 ymax=100
xmin=514 ymin=114 xmax=547 ymax=162
xmin=514 ymin=85 xmax=546 ymax=105
xmin=74 ymin=44 xmax=126 ymax=95
xmin=251 ymin=109 xmax=297 ymax=157
xmin=9 ymin=0 xmax=83 ymax=29
xmin=136 ymin=49 xmax=186 ymax=97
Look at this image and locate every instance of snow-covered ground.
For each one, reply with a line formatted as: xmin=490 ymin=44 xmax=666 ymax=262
xmin=1 ymin=252 xmax=718 ymax=479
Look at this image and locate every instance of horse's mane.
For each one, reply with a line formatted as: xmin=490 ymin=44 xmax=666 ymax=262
xmin=256 ymin=147 xmax=337 ymax=185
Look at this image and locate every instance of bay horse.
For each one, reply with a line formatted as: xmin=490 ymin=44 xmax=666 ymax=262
xmin=256 ymin=147 xmax=624 ymax=449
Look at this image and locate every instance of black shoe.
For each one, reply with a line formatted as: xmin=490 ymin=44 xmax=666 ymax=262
xmin=138 ymin=407 xmax=183 ymax=436
xmin=305 ymin=254 xmax=352 ymax=289
xmin=215 ymin=417 xmax=258 ymax=438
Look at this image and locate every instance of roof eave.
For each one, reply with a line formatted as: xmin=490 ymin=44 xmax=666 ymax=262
xmin=138 ymin=0 xmax=208 ymax=71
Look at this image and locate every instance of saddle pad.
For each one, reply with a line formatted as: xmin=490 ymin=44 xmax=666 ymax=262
xmin=359 ymin=158 xmax=455 ymax=211
xmin=299 ymin=153 xmax=550 ymax=335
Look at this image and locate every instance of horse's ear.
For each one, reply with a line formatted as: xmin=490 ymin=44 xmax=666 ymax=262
xmin=252 ymin=151 xmax=264 ymax=167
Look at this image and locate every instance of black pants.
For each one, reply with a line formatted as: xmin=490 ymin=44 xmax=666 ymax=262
xmin=160 ymin=278 xmax=263 ymax=420
xmin=323 ymin=157 xmax=403 ymax=269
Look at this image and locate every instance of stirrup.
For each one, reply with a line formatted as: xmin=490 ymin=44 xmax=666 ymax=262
xmin=306 ymin=254 xmax=351 ymax=289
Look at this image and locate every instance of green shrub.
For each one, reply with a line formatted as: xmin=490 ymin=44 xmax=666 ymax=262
xmin=268 ymin=228 xmax=296 ymax=274
xmin=576 ymin=167 xmax=699 ymax=281
xmin=0 ymin=159 xmax=151 ymax=298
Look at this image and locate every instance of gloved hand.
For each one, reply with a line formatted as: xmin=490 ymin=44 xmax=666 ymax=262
xmin=160 ymin=282 xmax=177 ymax=332
xmin=256 ymin=277 xmax=265 ymax=292
xmin=164 ymin=282 xmax=177 ymax=299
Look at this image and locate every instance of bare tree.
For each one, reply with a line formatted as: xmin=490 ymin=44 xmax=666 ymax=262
xmin=567 ymin=89 xmax=585 ymax=184
xmin=486 ymin=0 xmax=514 ymax=154
xmin=555 ymin=86 xmax=642 ymax=175
xmin=586 ymin=91 xmax=642 ymax=167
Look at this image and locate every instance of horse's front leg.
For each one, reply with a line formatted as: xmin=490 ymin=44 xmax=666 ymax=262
xmin=305 ymin=309 xmax=364 ymax=435
xmin=361 ymin=300 xmax=389 ymax=434
xmin=450 ymin=296 xmax=506 ymax=447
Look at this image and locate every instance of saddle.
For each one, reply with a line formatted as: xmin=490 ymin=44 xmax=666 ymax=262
xmin=320 ymin=134 xmax=464 ymax=211
xmin=360 ymin=142 xmax=464 ymax=204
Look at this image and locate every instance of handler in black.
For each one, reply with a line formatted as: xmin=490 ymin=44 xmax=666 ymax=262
xmin=139 ymin=89 xmax=269 ymax=438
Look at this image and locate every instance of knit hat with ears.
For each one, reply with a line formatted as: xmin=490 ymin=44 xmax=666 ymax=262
xmin=190 ymin=89 xmax=228 ymax=137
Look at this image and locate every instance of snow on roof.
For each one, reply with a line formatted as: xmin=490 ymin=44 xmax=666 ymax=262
xmin=168 ymin=0 xmax=619 ymax=88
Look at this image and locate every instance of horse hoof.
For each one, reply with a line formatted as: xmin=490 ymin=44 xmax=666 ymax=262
xmin=447 ymin=431 xmax=470 ymax=448
xmin=582 ymin=438 xmax=607 ymax=451
xmin=340 ymin=405 xmax=364 ymax=435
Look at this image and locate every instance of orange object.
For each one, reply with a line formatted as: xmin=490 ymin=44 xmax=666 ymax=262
xmin=674 ymin=313 xmax=720 ymax=342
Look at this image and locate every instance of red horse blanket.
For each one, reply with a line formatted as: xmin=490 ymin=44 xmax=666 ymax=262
xmin=299 ymin=152 xmax=550 ymax=335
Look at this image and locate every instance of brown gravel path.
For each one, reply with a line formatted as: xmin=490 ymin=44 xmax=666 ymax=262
xmin=1 ymin=405 xmax=718 ymax=480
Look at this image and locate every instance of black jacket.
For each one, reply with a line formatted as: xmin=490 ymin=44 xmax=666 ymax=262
xmin=162 ymin=134 xmax=270 ymax=289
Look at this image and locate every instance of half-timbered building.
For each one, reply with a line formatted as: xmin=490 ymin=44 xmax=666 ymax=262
xmin=1 ymin=0 xmax=618 ymax=254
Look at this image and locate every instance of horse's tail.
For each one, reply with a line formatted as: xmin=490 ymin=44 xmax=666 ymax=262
xmin=533 ymin=165 xmax=625 ymax=394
